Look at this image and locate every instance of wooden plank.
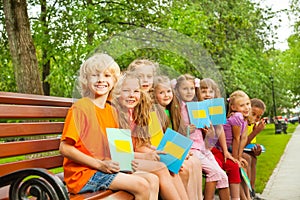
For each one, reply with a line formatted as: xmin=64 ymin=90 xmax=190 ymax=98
xmin=0 ymin=105 xmax=69 ymax=118
xmin=0 ymin=155 xmax=63 ymax=177
xmin=0 ymin=138 xmax=60 ymax=158
xmin=69 ymin=190 xmax=134 ymax=200
xmin=0 ymin=92 xmax=74 ymax=107
xmin=0 ymin=122 xmax=64 ymax=138
xmin=102 ymin=191 xmax=134 ymax=200
xmin=69 ymin=191 xmax=114 ymax=200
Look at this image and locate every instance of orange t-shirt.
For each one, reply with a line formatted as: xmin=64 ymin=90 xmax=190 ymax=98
xmin=61 ymin=98 xmax=118 ymax=194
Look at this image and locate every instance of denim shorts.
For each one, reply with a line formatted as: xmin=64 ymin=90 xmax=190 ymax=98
xmin=79 ymin=171 xmax=117 ymax=193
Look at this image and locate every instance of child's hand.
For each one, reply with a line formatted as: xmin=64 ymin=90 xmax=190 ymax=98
xmin=253 ymin=119 xmax=266 ymax=134
xmin=98 ymin=160 xmax=120 ymax=174
xmin=223 ymin=151 xmax=238 ymax=163
xmin=252 ymin=144 xmax=262 ymax=156
xmin=150 ymin=145 xmax=157 ymax=150
xmin=201 ymin=127 xmax=208 ymax=135
xmin=143 ymin=150 xmax=164 ymax=161
xmin=203 ymin=124 xmax=215 ymax=137
xmin=189 ymin=124 xmax=196 ymax=133
xmin=238 ymin=157 xmax=248 ymax=168
xmin=131 ymin=159 xmax=139 ymax=172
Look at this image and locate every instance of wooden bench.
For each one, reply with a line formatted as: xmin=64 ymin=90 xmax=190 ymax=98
xmin=0 ymin=91 xmax=134 ymax=200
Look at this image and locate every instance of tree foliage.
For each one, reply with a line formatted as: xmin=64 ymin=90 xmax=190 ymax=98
xmin=0 ymin=0 xmax=298 ymax=116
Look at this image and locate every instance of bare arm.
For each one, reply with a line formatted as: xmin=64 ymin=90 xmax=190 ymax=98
xmin=134 ymin=145 xmax=164 ymax=161
xmin=231 ymin=125 xmax=241 ymax=159
xmin=239 ymin=128 xmax=248 ymax=158
xmin=59 ymin=138 xmax=120 ymax=173
xmin=217 ymin=127 xmax=237 ymax=163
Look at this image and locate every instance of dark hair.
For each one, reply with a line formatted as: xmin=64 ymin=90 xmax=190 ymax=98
xmin=251 ymin=98 xmax=266 ymax=111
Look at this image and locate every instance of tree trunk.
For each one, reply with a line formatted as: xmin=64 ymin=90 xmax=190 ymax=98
xmin=3 ymin=0 xmax=44 ymax=95
xmin=40 ymin=0 xmax=50 ymax=95
xmin=86 ymin=0 xmax=94 ymax=45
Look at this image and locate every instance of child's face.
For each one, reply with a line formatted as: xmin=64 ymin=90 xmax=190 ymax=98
xmin=251 ymin=106 xmax=264 ymax=123
xmin=119 ymin=78 xmax=141 ymax=109
xmin=231 ymin=96 xmax=251 ymax=117
xmin=177 ymin=80 xmax=195 ymax=102
xmin=135 ymin=65 xmax=154 ymax=92
xmin=155 ymin=83 xmax=173 ymax=107
xmin=200 ymin=87 xmax=215 ymax=100
xmin=88 ymin=69 xmax=115 ymax=97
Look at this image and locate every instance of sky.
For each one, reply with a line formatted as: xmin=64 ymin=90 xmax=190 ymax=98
xmin=254 ymin=0 xmax=295 ymax=50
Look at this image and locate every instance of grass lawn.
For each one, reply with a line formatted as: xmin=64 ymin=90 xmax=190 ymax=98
xmin=255 ymin=122 xmax=298 ymax=193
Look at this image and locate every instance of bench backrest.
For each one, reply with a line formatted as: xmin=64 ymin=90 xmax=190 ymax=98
xmin=0 ymin=92 xmax=73 ymax=177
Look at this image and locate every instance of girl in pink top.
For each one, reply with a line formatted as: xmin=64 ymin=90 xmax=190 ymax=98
xmin=222 ymin=90 xmax=251 ymax=200
xmin=222 ymin=90 xmax=250 ymax=164
xmin=173 ymin=74 xmax=230 ymax=200
xmin=199 ymin=78 xmax=241 ymax=200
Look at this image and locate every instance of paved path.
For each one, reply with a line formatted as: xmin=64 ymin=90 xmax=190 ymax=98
xmin=261 ymin=124 xmax=300 ymax=200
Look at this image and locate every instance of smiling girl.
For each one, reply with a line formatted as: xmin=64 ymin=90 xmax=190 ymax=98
xmin=127 ymin=59 xmax=158 ymax=93
xmin=112 ymin=71 xmax=188 ymax=200
xmin=223 ymin=90 xmax=251 ymax=163
xmin=153 ymin=75 xmax=203 ymax=200
xmin=173 ymin=74 xmax=230 ymax=200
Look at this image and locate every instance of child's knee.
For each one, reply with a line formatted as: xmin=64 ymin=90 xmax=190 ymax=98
xmin=155 ymin=162 xmax=169 ymax=173
xmin=148 ymin=173 xmax=159 ymax=185
xmin=136 ymin=177 xmax=150 ymax=192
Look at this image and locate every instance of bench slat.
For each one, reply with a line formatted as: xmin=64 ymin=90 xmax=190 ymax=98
xmin=0 ymin=105 xmax=69 ymax=118
xmin=0 ymin=138 xmax=60 ymax=158
xmin=69 ymin=190 xmax=114 ymax=200
xmin=0 ymin=122 xmax=64 ymax=137
xmin=0 ymin=155 xmax=63 ymax=176
xmin=0 ymin=91 xmax=73 ymax=107
xmin=100 ymin=191 xmax=134 ymax=200
xmin=69 ymin=190 xmax=134 ymax=200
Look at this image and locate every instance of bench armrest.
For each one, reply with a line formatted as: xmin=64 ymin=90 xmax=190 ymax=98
xmin=0 ymin=168 xmax=69 ymax=200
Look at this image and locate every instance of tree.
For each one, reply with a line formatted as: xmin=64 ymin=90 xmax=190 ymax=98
xmin=3 ymin=0 xmax=43 ymax=94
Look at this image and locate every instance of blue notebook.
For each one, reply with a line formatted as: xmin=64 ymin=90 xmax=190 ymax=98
xmin=244 ymin=143 xmax=266 ymax=152
xmin=186 ymin=101 xmax=210 ymax=128
xmin=186 ymin=98 xmax=226 ymax=128
xmin=240 ymin=167 xmax=252 ymax=192
xmin=207 ymin=98 xmax=226 ymax=126
xmin=156 ymin=128 xmax=193 ymax=174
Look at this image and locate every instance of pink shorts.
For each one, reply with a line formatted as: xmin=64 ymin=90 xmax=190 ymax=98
xmin=191 ymin=149 xmax=229 ymax=189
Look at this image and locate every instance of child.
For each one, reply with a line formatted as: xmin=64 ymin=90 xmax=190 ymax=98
xmin=223 ymin=90 xmax=251 ymax=200
xmin=245 ymin=98 xmax=266 ymax=199
xmin=59 ymin=53 xmax=159 ymax=199
xmin=127 ymin=58 xmax=158 ymax=92
xmin=173 ymin=74 xmax=230 ymax=200
xmin=199 ymin=78 xmax=241 ymax=200
xmin=111 ymin=71 xmax=188 ymax=200
xmin=153 ymin=75 xmax=203 ymax=200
